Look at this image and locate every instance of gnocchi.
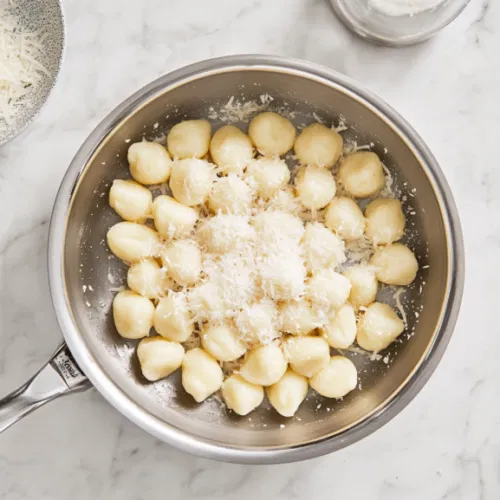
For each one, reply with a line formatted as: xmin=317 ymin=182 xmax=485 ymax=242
xmin=127 ymin=258 xmax=167 ymax=299
xmin=266 ymin=369 xmax=308 ymax=418
xmin=160 ymin=240 xmax=201 ymax=286
xmin=338 ymin=152 xmax=385 ymax=198
xmin=182 ymin=348 xmax=224 ymax=402
xmin=107 ymin=222 xmax=160 ymax=263
xmin=283 ymin=336 xmax=330 ymax=377
xmin=236 ymin=299 xmax=279 ymax=345
xmin=343 ymin=265 xmax=378 ymax=309
xmin=309 ymin=356 xmax=358 ymax=398
xmin=321 ymin=304 xmax=357 ymax=349
xmin=325 ymin=197 xmax=365 ymax=241
xmin=221 ymin=375 xmax=264 ymax=416
xmin=365 ymin=198 xmax=405 ymax=245
xmin=167 ymin=119 xmax=211 ymax=159
xmin=279 ymin=300 xmax=320 ymax=335
xmin=210 ymin=125 xmax=254 ymax=175
xmin=370 ymin=243 xmax=418 ymax=286
xmin=295 ymin=165 xmax=336 ymax=210
xmin=152 ymin=195 xmax=198 ymax=239
xmin=294 ymin=122 xmax=343 ymax=168
xmin=137 ymin=337 xmax=184 ymax=381
xmin=154 ymin=293 xmax=194 ymax=342
xmin=169 ymin=158 xmax=214 ymax=206
xmin=208 ymin=174 xmax=253 ymax=214
xmin=357 ymin=302 xmax=405 ymax=352
xmin=246 ymin=157 xmax=290 ymax=199
xmin=187 ymin=282 xmax=225 ymax=323
xmin=240 ymin=343 xmax=288 ymax=386
xmin=109 ymin=179 xmax=152 ymax=222
xmin=301 ymin=222 xmax=346 ymax=271
xmin=306 ymin=268 xmax=352 ymax=309
xmin=200 ymin=322 xmax=247 ymax=362
xmin=127 ymin=141 xmax=172 ymax=185
xmin=248 ymin=111 xmax=296 ymax=156
xmin=113 ymin=290 xmax=154 ymax=339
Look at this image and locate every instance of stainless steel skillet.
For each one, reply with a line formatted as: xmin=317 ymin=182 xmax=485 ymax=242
xmin=0 ymin=55 xmax=464 ymax=464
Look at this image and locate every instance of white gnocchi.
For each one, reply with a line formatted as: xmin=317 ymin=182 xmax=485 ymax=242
xmin=365 ymin=198 xmax=405 ymax=245
xmin=321 ymin=304 xmax=357 ymax=349
xmin=294 ymin=122 xmax=343 ymax=168
xmin=279 ymin=300 xmax=320 ymax=335
xmin=306 ymin=268 xmax=352 ymax=309
xmin=127 ymin=258 xmax=167 ymax=299
xmin=109 ymin=179 xmax=152 ymax=222
xmin=240 ymin=343 xmax=288 ymax=386
xmin=107 ymin=222 xmax=160 ymax=263
xmin=248 ymin=111 xmax=296 ymax=156
xmin=338 ymin=152 xmax=385 ymax=198
xmin=200 ymin=322 xmax=247 ymax=362
xmin=325 ymin=196 xmax=365 ymax=241
xmin=187 ymin=282 xmax=225 ymax=323
xmin=152 ymin=195 xmax=198 ymax=239
xmin=236 ymin=299 xmax=279 ymax=345
xmin=301 ymin=221 xmax=346 ymax=271
xmin=127 ymin=141 xmax=172 ymax=185
xmin=266 ymin=369 xmax=308 ymax=418
xmin=221 ymin=375 xmax=264 ymax=416
xmin=295 ymin=165 xmax=336 ymax=210
xmin=210 ymin=125 xmax=254 ymax=175
xmin=208 ymin=174 xmax=253 ymax=214
xmin=246 ymin=157 xmax=290 ymax=199
xmin=343 ymin=265 xmax=378 ymax=309
xmin=181 ymin=348 xmax=224 ymax=402
xmin=113 ymin=290 xmax=154 ymax=339
xmin=160 ymin=240 xmax=202 ymax=286
xmin=169 ymin=158 xmax=214 ymax=206
xmin=259 ymin=252 xmax=307 ymax=301
xmin=167 ymin=119 xmax=211 ymax=159
xmin=154 ymin=292 xmax=193 ymax=342
xmin=283 ymin=336 xmax=330 ymax=377
xmin=137 ymin=337 xmax=184 ymax=382
xmin=357 ymin=302 xmax=405 ymax=352
xmin=309 ymin=356 xmax=358 ymax=399
xmin=370 ymin=243 xmax=418 ymax=286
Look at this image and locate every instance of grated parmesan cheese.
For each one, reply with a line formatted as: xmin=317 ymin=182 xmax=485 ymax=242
xmin=0 ymin=1 xmax=49 ymax=125
xmin=393 ymin=287 xmax=408 ymax=327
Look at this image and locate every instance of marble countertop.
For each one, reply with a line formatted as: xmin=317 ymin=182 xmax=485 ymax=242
xmin=0 ymin=0 xmax=497 ymax=498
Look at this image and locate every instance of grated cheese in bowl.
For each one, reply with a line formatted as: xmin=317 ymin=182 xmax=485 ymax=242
xmin=0 ymin=0 xmax=64 ymax=143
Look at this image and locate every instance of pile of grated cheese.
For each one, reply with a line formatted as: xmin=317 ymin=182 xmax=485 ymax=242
xmin=181 ymin=202 xmax=333 ymax=347
xmin=0 ymin=1 xmax=49 ymax=125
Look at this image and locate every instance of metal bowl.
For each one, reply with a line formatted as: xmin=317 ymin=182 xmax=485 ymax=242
xmin=0 ymin=0 xmax=65 ymax=145
xmin=0 ymin=55 xmax=464 ymax=464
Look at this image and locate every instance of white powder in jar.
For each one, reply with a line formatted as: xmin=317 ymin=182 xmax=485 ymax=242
xmin=369 ymin=0 xmax=447 ymax=16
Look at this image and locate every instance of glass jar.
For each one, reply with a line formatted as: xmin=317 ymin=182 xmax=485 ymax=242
xmin=328 ymin=0 xmax=471 ymax=46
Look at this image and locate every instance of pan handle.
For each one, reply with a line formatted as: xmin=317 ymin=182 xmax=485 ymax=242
xmin=0 ymin=343 xmax=91 ymax=433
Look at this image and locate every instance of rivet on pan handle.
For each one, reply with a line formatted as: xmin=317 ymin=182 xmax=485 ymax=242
xmin=0 ymin=344 xmax=90 ymax=434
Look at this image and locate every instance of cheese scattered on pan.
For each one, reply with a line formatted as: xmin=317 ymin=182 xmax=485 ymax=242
xmin=0 ymin=1 xmax=49 ymax=125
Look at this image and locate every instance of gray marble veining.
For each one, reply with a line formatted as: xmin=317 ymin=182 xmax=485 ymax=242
xmin=1 ymin=0 xmax=499 ymax=498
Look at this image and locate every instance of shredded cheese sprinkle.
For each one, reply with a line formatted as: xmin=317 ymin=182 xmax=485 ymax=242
xmin=0 ymin=1 xmax=49 ymax=125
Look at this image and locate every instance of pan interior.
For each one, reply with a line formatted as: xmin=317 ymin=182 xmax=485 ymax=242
xmin=63 ymin=68 xmax=448 ymax=449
